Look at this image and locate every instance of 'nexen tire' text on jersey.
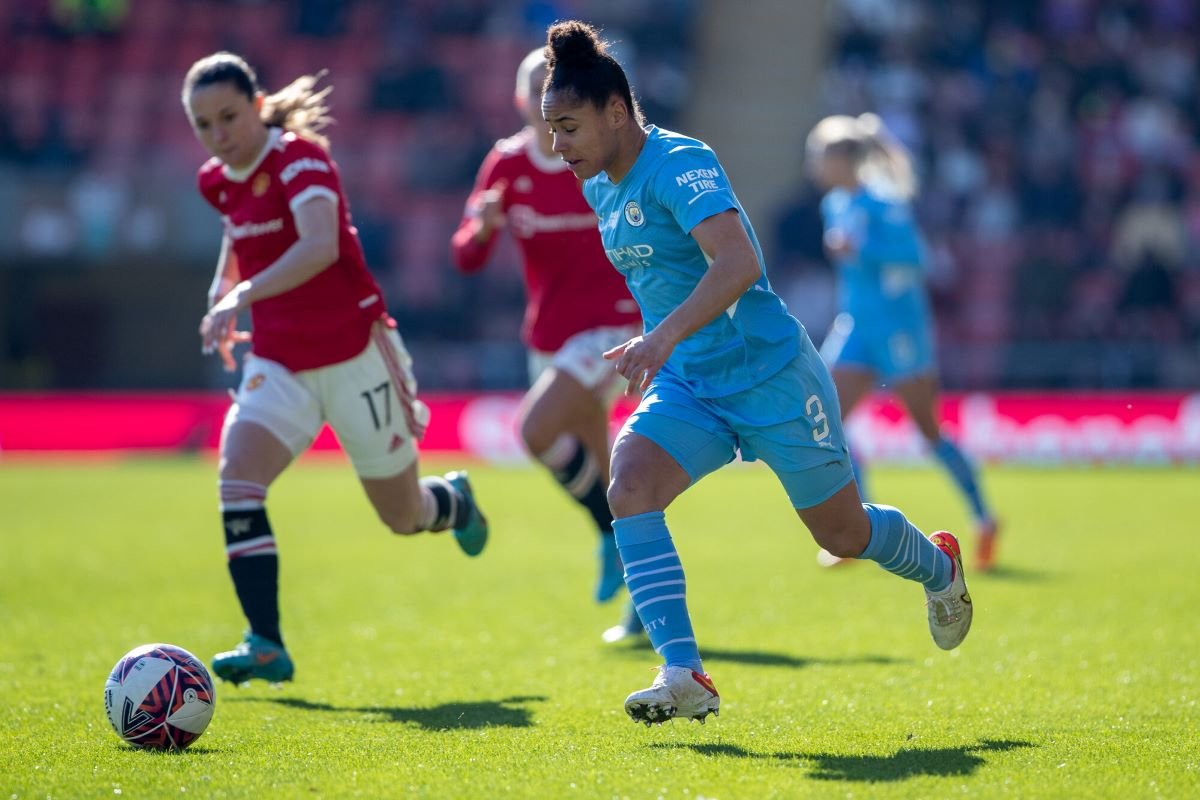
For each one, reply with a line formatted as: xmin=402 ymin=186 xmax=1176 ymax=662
xmin=451 ymin=127 xmax=639 ymax=353
xmin=198 ymin=128 xmax=386 ymax=372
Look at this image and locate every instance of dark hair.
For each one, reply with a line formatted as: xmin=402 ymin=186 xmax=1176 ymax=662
xmin=182 ymin=51 xmax=334 ymax=150
xmin=543 ymin=20 xmax=643 ymax=126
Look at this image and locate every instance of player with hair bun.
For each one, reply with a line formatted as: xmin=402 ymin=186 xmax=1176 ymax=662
xmin=451 ymin=49 xmax=643 ymax=635
xmin=807 ymin=114 xmax=999 ymax=571
xmin=184 ymin=51 xmax=489 ymax=685
xmin=541 ymin=21 xmax=974 ymax=726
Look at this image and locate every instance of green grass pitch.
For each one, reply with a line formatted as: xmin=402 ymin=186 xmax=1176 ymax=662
xmin=1 ymin=457 xmax=1197 ymax=798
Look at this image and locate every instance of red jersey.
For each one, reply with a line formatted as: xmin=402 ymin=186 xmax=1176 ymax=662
xmin=197 ymin=128 xmax=387 ymax=372
xmin=450 ymin=127 xmax=640 ymax=352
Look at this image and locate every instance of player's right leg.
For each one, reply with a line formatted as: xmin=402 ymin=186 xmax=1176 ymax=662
xmin=609 ymin=381 xmax=734 ymax=725
xmin=522 ymin=325 xmax=635 ymax=603
xmin=213 ymin=357 xmax=318 ymax=684
xmin=520 ymin=365 xmax=622 ymax=601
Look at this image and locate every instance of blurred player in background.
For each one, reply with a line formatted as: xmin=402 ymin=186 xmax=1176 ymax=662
xmin=451 ymin=49 xmax=644 ymax=639
xmin=806 ymin=114 xmax=999 ymax=571
xmin=184 ymin=52 xmax=489 ymax=684
xmin=541 ymin=20 xmax=973 ymax=726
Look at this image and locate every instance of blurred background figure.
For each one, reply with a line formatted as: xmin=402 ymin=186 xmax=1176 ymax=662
xmin=450 ymin=48 xmax=641 ymax=629
xmin=805 ymin=113 xmax=998 ymax=571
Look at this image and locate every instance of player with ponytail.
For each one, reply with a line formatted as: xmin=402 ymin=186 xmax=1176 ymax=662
xmin=183 ymin=52 xmax=490 ymax=685
xmin=806 ymin=113 xmax=999 ymax=570
xmin=541 ymin=21 xmax=974 ymax=726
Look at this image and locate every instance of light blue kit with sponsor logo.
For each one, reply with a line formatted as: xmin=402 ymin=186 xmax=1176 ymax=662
xmin=582 ymin=126 xmax=852 ymax=508
xmin=818 ymin=186 xmax=935 ymax=381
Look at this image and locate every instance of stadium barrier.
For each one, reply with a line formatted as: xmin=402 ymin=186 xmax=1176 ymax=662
xmin=1 ymin=392 xmax=1198 ymax=464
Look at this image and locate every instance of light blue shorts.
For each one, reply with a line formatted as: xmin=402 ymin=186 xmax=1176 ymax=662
xmin=821 ymin=310 xmax=935 ymax=383
xmin=620 ymin=349 xmax=854 ymax=510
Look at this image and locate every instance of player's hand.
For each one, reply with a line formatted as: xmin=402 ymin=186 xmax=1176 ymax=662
xmin=823 ymin=228 xmax=853 ymax=258
xmin=474 ymin=179 xmax=508 ymax=240
xmin=604 ymin=332 xmax=674 ymax=397
xmin=200 ymin=282 xmax=251 ymax=371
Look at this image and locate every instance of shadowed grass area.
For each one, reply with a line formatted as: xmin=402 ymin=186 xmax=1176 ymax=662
xmin=1 ymin=458 xmax=1197 ymax=798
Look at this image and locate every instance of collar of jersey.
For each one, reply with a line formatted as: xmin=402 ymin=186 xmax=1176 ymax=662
xmin=524 ymin=129 xmax=569 ymax=174
xmin=223 ymin=127 xmax=283 ymax=183
xmin=604 ymin=124 xmax=658 ymax=188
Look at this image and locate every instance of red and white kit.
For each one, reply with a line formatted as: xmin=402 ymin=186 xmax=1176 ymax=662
xmin=451 ymin=128 xmax=641 ymax=392
xmin=198 ymin=128 xmax=426 ymax=477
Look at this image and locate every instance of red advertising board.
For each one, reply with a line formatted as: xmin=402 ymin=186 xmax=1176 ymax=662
xmin=1 ymin=392 xmax=1197 ymax=464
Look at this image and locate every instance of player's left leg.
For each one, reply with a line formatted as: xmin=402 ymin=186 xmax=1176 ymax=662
xmin=331 ymin=321 xmax=487 ymax=555
xmin=360 ymin=465 xmax=488 ymax=555
xmin=794 ymin=479 xmax=972 ymax=650
xmin=753 ymin=347 xmax=971 ymax=650
xmin=894 ymin=372 xmax=997 ymax=571
xmin=519 ymin=366 xmax=622 ymax=601
xmin=817 ymin=365 xmax=877 ymax=568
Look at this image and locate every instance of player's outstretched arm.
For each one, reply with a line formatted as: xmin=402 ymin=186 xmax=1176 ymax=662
xmin=450 ymin=149 xmax=507 ymax=272
xmin=207 ymin=233 xmax=242 ymax=308
xmin=604 ymin=209 xmax=760 ymax=395
xmin=200 ymin=196 xmax=338 ymax=356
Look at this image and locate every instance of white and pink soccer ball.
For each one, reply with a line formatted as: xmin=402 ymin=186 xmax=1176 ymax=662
xmin=104 ymin=643 xmax=215 ymax=750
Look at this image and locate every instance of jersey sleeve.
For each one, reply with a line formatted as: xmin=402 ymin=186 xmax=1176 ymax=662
xmin=196 ymin=161 xmax=224 ymax=213
xmin=276 ymin=139 xmax=340 ymax=215
xmin=450 ymin=144 xmax=507 ymax=273
xmin=651 ymin=145 xmax=738 ymax=234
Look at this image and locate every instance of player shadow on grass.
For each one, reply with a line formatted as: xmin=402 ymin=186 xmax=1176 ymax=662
xmin=607 ymin=640 xmax=903 ymax=670
xmin=116 ymin=745 xmax=222 ymax=755
xmin=236 ymin=695 xmax=546 ymax=730
xmin=652 ymin=739 xmax=1034 ymax=782
xmin=978 ymin=564 xmax=1052 ymax=583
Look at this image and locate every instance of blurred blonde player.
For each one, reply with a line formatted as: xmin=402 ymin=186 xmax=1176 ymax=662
xmin=807 ymin=114 xmax=998 ymax=571
xmin=185 ymin=52 xmax=488 ymax=684
xmin=451 ymin=49 xmax=643 ymax=638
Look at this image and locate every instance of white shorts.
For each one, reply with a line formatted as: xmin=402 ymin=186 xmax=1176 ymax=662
xmin=225 ymin=322 xmax=430 ymax=479
xmin=527 ymin=324 xmax=640 ymax=403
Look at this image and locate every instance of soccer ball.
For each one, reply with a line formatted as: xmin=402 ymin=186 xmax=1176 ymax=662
xmin=103 ymin=643 xmax=216 ymax=750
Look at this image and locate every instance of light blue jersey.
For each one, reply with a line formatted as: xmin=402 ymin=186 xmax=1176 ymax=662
xmin=819 ymin=186 xmax=935 ymax=380
xmin=583 ymin=126 xmax=850 ymax=508
xmin=582 ymin=126 xmax=801 ymax=399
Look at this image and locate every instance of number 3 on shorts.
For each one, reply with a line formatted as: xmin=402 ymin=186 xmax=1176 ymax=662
xmin=805 ymin=394 xmax=830 ymax=443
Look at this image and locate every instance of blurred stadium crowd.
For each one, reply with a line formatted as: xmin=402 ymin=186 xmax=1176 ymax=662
xmin=1 ymin=0 xmax=1197 ymax=390
xmin=778 ymin=0 xmax=1200 ymax=389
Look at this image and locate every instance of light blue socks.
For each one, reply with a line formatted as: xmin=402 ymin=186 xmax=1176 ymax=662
xmin=613 ymin=511 xmax=703 ymax=673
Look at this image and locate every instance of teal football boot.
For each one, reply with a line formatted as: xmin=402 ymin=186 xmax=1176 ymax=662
xmin=446 ymin=471 xmax=488 ymax=556
xmin=212 ymin=632 xmax=294 ymax=684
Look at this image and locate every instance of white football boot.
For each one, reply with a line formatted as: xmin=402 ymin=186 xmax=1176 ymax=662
xmin=925 ymin=531 xmax=973 ymax=650
xmin=624 ymin=665 xmax=720 ymax=726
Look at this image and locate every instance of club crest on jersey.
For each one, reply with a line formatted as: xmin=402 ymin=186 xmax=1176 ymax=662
xmin=252 ymin=173 xmax=270 ymax=197
xmin=245 ymin=374 xmax=266 ymax=391
xmin=624 ymin=200 xmax=645 ymax=227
